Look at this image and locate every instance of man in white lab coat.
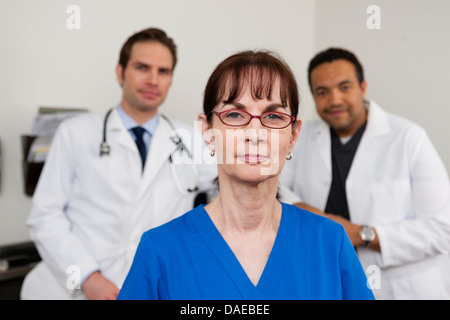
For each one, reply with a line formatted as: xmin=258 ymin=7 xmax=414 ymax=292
xmin=21 ymin=28 xmax=217 ymax=300
xmin=281 ymin=48 xmax=450 ymax=299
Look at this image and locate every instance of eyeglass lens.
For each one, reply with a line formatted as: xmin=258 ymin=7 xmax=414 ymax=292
xmin=218 ymin=110 xmax=293 ymax=128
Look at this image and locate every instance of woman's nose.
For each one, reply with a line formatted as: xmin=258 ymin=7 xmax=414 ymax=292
xmin=245 ymin=118 xmax=267 ymax=143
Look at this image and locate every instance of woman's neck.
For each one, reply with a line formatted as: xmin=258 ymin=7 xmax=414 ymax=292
xmin=206 ymin=176 xmax=281 ymax=234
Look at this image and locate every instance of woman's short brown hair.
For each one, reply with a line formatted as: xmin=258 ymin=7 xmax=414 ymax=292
xmin=118 ymin=27 xmax=177 ymax=71
xmin=203 ymin=50 xmax=299 ymax=122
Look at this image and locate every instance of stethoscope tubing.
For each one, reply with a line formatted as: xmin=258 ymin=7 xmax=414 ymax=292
xmin=99 ymin=108 xmax=200 ymax=194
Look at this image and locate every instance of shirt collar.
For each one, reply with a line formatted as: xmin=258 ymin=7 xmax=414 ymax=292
xmin=116 ymin=104 xmax=159 ymax=136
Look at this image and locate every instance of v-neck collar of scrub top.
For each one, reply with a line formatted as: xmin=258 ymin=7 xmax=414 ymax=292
xmin=191 ymin=203 xmax=295 ymax=300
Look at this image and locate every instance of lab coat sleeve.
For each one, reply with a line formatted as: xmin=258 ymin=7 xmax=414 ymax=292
xmin=27 ymin=122 xmax=99 ymax=294
xmin=375 ymin=128 xmax=450 ymax=268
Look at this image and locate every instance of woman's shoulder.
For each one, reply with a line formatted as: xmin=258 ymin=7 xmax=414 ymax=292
xmin=281 ymin=203 xmax=345 ymax=238
xmin=140 ymin=206 xmax=203 ymax=246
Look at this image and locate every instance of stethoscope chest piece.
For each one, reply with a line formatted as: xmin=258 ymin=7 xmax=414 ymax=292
xmin=100 ymin=142 xmax=110 ymax=156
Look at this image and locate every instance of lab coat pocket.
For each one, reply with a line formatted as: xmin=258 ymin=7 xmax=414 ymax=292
xmin=371 ymin=179 xmax=412 ymax=223
xmin=390 ymin=267 xmax=446 ymax=300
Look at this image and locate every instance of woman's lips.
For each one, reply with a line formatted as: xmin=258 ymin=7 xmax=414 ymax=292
xmin=238 ymin=154 xmax=270 ymax=163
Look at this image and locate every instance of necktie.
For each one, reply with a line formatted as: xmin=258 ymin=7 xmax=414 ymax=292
xmin=131 ymin=126 xmax=147 ymax=170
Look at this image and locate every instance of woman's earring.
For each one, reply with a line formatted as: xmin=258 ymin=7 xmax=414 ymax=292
xmin=286 ymin=153 xmax=293 ymax=160
xmin=210 ymin=150 xmax=215 ymax=157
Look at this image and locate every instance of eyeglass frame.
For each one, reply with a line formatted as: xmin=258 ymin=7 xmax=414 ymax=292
xmin=211 ymin=109 xmax=296 ymax=129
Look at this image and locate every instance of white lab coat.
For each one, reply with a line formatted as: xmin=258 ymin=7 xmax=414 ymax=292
xmin=280 ymin=101 xmax=450 ymax=299
xmin=21 ymin=109 xmax=217 ymax=299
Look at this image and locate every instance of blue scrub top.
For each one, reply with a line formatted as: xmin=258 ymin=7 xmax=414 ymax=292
xmin=118 ymin=203 xmax=374 ymax=300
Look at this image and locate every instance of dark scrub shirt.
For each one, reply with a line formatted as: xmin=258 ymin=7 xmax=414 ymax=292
xmin=325 ymin=122 xmax=367 ymax=220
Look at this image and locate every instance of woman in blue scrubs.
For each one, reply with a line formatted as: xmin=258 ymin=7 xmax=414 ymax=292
xmin=118 ymin=50 xmax=374 ymax=300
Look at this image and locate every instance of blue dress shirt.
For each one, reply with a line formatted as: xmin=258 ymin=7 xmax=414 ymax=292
xmin=116 ymin=105 xmax=159 ymax=151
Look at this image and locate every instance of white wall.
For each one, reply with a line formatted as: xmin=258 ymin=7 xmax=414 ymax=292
xmin=0 ymin=0 xmax=316 ymax=245
xmin=314 ymin=0 xmax=450 ymax=174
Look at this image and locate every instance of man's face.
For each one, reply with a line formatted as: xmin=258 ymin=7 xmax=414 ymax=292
xmin=310 ymin=59 xmax=367 ymax=137
xmin=116 ymin=41 xmax=173 ymax=117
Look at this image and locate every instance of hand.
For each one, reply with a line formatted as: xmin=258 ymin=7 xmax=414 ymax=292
xmin=81 ymin=271 xmax=120 ymax=300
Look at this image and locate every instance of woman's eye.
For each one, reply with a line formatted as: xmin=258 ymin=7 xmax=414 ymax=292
xmin=264 ymin=113 xmax=282 ymax=120
xmin=225 ymin=111 xmax=243 ymax=118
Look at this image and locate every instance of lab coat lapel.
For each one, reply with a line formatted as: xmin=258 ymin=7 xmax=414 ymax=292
xmin=313 ymin=119 xmax=332 ymax=175
xmin=348 ymin=101 xmax=390 ymax=177
xmin=107 ymin=108 xmax=138 ymax=153
xmin=137 ymin=117 xmax=174 ymax=199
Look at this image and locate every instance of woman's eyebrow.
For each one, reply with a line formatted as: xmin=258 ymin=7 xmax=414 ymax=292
xmin=220 ymin=102 xmax=246 ymax=110
xmin=265 ymin=103 xmax=286 ymax=112
xmin=221 ymin=102 xmax=287 ymax=112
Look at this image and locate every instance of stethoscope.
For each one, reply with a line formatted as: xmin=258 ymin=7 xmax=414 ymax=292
xmin=99 ymin=108 xmax=199 ymax=194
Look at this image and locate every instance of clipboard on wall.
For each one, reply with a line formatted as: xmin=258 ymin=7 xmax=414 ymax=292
xmin=22 ymin=106 xmax=88 ymax=196
xmin=21 ymin=135 xmax=45 ymax=196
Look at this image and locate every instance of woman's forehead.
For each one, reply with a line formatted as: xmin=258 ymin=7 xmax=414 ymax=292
xmin=220 ymin=71 xmax=284 ymax=105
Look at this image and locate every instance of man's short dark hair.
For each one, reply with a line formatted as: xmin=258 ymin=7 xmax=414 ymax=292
xmin=307 ymin=48 xmax=364 ymax=91
xmin=119 ymin=27 xmax=177 ymax=71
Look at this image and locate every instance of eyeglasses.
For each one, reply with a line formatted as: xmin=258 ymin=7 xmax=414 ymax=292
xmin=212 ymin=109 xmax=295 ymax=129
